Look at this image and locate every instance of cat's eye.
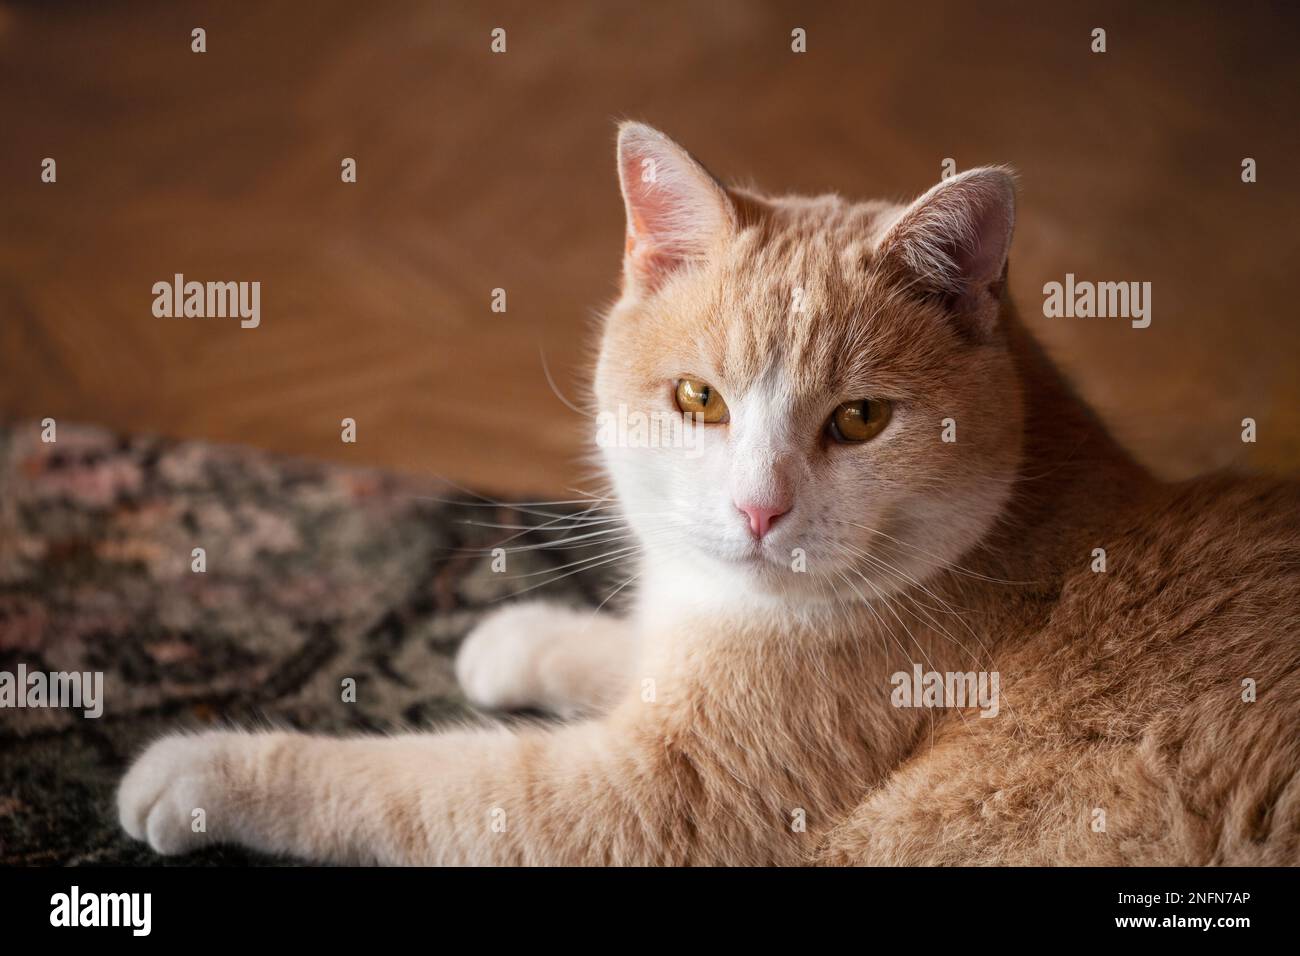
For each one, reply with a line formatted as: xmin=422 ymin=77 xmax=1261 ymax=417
xmin=827 ymin=399 xmax=892 ymax=443
xmin=675 ymin=378 xmax=730 ymax=423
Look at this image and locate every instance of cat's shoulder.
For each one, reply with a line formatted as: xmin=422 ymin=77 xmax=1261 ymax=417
xmin=1055 ymin=470 xmax=1299 ymax=642
xmin=1132 ymin=471 xmax=1300 ymax=573
xmin=1156 ymin=470 xmax=1300 ymax=534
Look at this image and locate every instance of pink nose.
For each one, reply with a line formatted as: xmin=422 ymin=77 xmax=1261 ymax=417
xmin=737 ymin=502 xmax=790 ymax=540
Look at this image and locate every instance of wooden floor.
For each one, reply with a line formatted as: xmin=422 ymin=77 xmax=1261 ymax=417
xmin=1 ymin=1 xmax=1297 ymax=496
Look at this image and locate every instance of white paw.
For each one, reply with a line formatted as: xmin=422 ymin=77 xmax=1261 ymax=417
xmin=455 ymin=601 xmax=630 ymax=717
xmin=118 ymin=732 xmax=230 ymax=855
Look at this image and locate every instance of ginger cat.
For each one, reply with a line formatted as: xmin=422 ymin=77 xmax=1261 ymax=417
xmin=119 ymin=123 xmax=1300 ymax=865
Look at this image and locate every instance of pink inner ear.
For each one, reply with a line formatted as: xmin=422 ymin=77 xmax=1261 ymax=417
xmin=616 ymin=125 xmax=735 ymax=293
xmin=619 ymin=156 xmax=690 ymax=278
xmin=621 ymin=183 xmax=667 ymax=266
xmin=622 ymin=189 xmax=691 ymax=286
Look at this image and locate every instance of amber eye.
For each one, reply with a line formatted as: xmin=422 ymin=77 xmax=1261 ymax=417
xmin=827 ymin=399 xmax=892 ymax=443
xmin=674 ymin=378 xmax=730 ymax=424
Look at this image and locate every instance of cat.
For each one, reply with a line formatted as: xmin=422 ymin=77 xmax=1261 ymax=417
xmin=119 ymin=122 xmax=1300 ymax=865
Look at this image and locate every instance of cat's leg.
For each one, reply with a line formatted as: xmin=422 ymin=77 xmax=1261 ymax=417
xmin=116 ymin=717 xmax=769 ymax=865
xmin=455 ymin=601 xmax=636 ymax=718
xmin=813 ymin=735 xmax=1138 ymax=866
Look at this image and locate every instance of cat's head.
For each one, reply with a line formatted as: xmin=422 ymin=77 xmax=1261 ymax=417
xmin=595 ymin=123 xmax=1024 ymax=602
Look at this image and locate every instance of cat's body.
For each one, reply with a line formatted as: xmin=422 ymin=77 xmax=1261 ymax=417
xmin=119 ymin=124 xmax=1300 ymax=865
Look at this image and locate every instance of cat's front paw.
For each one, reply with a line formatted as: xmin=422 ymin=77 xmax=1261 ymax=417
xmin=118 ymin=732 xmax=231 ymax=855
xmin=456 ymin=601 xmax=571 ymax=713
xmin=455 ymin=601 xmax=631 ymax=718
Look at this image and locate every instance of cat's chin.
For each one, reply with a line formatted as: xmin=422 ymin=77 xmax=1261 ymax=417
xmin=654 ymin=537 xmax=785 ymax=579
xmin=703 ymin=538 xmax=784 ymax=570
xmin=715 ymin=544 xmax=929 ymax=605
xmin=700 ymin=543 xmax=844 ymax=598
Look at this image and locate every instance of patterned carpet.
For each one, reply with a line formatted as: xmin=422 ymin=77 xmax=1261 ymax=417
xmin=0 ymin=423 xmax=610 ymax=865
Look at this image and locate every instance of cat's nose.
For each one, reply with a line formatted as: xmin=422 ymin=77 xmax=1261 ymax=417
xmin=736 ymin=502 xmax=790 ymax=540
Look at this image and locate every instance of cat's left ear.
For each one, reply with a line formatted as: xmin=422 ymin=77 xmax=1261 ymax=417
xmin=616 ymin=122 xmax=738 ymax=296
xmin=876 ymin=167 xmax=1016 ymax=338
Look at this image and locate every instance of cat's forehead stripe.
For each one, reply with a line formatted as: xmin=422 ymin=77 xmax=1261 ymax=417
xmin=712 ymin=235 xmax=895 ymax=396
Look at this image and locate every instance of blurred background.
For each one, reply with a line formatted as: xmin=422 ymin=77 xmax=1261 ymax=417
xmin=1 ymin=0 xmax=1297 ymax=496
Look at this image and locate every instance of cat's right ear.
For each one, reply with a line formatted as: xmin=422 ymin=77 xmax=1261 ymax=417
xmin=876 ymin=167 xmax=1017 ymax=339
xmin=616 ymin=122 xmax=737 ymax=296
